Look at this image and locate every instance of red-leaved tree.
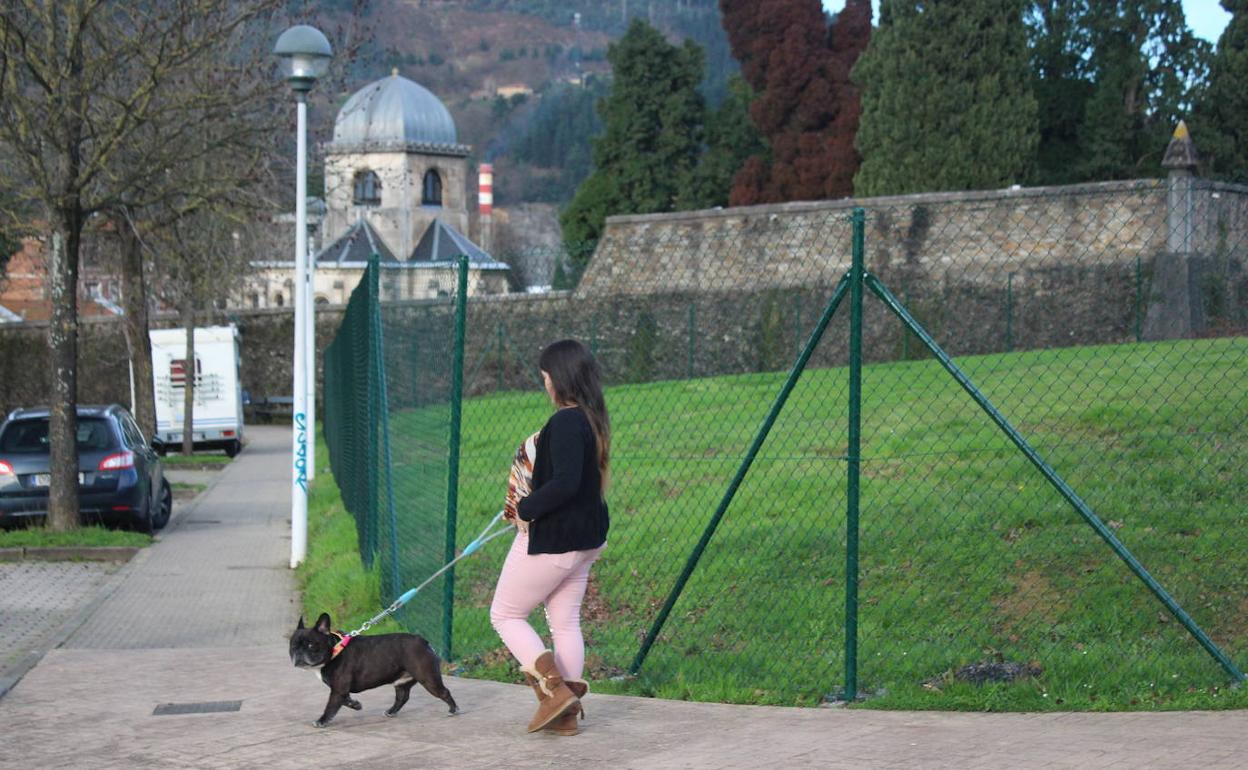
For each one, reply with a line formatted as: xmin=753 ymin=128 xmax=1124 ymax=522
xmin=721 ymin=0 xmax=871 ymax=205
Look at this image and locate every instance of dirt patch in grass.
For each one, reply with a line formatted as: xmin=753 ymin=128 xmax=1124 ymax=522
xmin=994 ymin=569 xmax=1068 ymax=639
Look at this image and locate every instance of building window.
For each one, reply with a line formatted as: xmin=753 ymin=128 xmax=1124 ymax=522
xmin=422 ymin=169 xmax=442 ymax=206
xmin=250 ymin=294 xmax=260 ymax=308
xmin=353 ymin=169 xmax=382 ymax=206
xmin=274 ymin=293 xmax=284 ymax=307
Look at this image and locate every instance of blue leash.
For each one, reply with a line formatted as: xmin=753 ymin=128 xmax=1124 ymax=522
xmin=343 ymin=510 xmax=511 ymax=639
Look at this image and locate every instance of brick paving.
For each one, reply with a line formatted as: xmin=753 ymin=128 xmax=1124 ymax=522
xmin=0 ymin=425 xmax=1244 ymax=769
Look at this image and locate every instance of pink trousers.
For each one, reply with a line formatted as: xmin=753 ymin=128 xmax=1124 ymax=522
xmin=489 ymin=530 xmax=604 ymax=679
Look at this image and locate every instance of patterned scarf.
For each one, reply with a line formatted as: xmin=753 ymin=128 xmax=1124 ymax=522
xmin=503 ymin=431 xmax=540 ymax=534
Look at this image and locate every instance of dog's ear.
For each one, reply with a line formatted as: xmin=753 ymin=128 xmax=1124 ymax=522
xmin=296 ymin=616 xmax=305 ymax=630
xmin=314 ymin=613 xmax=332 ymax=634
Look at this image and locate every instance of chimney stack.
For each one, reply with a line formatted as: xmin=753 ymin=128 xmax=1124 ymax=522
xmin=478 ymin=162 xmax=494 ymax=253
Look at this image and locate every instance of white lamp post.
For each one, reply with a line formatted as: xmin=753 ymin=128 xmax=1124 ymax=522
xmin=306 ymin=219 xmax=316 ymax=484
xmin=274 ymin=24 xmax=331 ymax=569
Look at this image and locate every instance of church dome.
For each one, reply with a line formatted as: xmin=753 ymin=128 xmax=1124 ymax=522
xmin=331 ymin=71 xmax=464 ymax=153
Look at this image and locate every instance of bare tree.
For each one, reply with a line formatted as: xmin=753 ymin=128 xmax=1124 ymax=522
xmin=0 ymin=1 xmax=276 ymax=530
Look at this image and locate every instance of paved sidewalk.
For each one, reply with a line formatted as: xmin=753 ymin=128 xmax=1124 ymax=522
xmin=0 ymin=561 xmax=119 ymax=696
xmin=0 ymin=425 xmax=1244 ymax=769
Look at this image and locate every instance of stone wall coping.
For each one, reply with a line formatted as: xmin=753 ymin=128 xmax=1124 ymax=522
xmin=604 ymin=179 xmax=1174 ymax=228
xmin=1202 ymin=180 xmax=1248 ymax=195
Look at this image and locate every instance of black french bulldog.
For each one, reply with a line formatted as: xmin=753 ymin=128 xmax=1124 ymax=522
xmin=289 ymin=612 xmax=458 ymax=727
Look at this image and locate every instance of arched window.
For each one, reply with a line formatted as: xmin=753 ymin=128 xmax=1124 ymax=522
xmin=274 ymin=292 xmax=284 ymax=307
xmin=422 ymin=169 xmax=442 ymax=206
xmin=353 ymin=170 xmax=382 ymax=206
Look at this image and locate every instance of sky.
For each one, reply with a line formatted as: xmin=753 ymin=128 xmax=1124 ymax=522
xmin=820 ymin=0 xmax=1233 ymax=44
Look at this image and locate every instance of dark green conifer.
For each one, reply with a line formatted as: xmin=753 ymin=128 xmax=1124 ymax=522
xmin=853 ymin=0 xmax=1039 ymax=196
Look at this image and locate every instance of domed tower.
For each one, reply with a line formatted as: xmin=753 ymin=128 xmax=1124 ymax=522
xmin=322 ymin=70 xmax=471 ymax=259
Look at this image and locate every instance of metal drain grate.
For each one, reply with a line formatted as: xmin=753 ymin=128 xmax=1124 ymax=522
xmin=152 ymin=700 xmax=242 ymax=716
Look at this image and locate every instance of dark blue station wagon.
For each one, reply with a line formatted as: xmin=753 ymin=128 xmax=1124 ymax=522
xmin=0 ymin=405 xmax=171 ymax=532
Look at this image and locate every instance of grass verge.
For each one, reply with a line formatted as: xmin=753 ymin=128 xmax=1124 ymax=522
xmin=296 ymin=433 xmax=403 ymax=636
xmin=0 ymin=525 xmax=150 ymax=549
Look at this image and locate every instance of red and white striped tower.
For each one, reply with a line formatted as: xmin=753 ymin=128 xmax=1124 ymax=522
xmin=478 ymin=162 xmax=494 ymax=253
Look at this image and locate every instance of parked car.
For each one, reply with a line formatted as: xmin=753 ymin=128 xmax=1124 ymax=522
xmin=0 ymin=405 xmax=171 ymax=532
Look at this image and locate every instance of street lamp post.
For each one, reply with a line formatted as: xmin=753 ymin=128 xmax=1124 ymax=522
xmin=306 ymin=222 xmax=316 ymax=484
xmin=274 ymin=24 xmax=331 ymax=569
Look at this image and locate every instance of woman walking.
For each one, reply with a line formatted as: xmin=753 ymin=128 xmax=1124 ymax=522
xmin=490 ymin=339 xmax=611 ymax=735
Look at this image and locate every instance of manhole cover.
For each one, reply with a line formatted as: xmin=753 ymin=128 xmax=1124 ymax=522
xmin=152 ymin=700 xmax=242 ymax=716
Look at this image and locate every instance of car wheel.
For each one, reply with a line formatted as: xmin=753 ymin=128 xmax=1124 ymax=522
xmin=151 ymin=479 xmax=172 ymax=531
xmin=225 ymin=439 xmax=241 ymax=458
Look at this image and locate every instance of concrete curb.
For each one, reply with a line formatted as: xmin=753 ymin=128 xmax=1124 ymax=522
xmin=6 ymin=546 xmax=140 ymax=562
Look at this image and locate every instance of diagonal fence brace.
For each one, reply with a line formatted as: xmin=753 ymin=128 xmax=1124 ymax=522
xmin=630 ymin=271 xmax=853 ymax=675
xmin=864 ymin=271 xmax=1245 ymax=685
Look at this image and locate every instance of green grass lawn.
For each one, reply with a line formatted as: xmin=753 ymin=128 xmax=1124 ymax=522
xmin=0 ymin=525 xmax=150 ymax=549
xmin=317 ymin=336 xmax=1248 ymax=711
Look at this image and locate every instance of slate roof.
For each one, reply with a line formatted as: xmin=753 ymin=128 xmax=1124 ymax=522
xmin=315 ymin=219 xmax=398 ymax=265
xmin=409 ymin=219 xmax=509 ymax=269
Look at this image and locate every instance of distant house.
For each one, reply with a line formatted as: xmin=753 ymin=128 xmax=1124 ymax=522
xmin=495 ymin=83 xmax=533 ymax=99
xmin=0 ymin=235 xmax=124 ymax=324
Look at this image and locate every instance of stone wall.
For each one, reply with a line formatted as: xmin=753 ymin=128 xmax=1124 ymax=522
xmin=578 ymin=180 xmax=1175 ymax=297
xmin=2 ymin=179 xmax=1244 ymax=418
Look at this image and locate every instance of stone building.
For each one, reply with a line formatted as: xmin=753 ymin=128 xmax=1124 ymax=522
xmin=249 ymin=70 xmax=508 ymax=307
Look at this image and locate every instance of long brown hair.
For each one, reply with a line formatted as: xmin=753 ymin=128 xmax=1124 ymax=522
xmin=539 ymin=339 xmax=610 ymax=491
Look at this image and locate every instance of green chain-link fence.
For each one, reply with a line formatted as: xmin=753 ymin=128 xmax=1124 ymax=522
xmin=323 ymin=177 xmax=1247 ymax=710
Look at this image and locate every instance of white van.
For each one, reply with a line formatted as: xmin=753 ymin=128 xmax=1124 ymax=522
xmin=149 ymin=325 xmax=244 ymax=457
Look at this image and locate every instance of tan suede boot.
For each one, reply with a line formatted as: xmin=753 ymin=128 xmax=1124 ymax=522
xmin=546 ymin=680 xmax=588 ymax=736
xmin=523 ymin=675 xmax=586 ymax=736
xmin=520 ymin=650 xmax=580 ymax=733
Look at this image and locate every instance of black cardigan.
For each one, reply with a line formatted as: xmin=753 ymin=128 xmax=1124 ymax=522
xmin=516 ymin=407 xmax=609 ymax=554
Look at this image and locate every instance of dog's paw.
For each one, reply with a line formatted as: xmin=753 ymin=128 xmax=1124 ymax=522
xmin=384 ymin=708 xmax=399 ymax=718
xmin=345 ymin=698 xmax=362 ymax=711
xmin=313 ymin=719 xmax=331 ymax=728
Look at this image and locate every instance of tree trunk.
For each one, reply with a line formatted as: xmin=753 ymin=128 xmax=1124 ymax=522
xmin=118 ymin=215 xmax=157 ymax=440
xmin=180 ymin=290 xmax=196 ymax=456
xmin=47 ymin=223 xmax=82 ymax=532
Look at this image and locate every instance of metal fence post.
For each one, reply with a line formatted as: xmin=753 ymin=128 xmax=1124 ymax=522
xmin=794 ymin=294 xmax=803 ymax=357
xmin=372 ymin=263 xmax=399 ymax=601
xmin=365 ymin=255 xmax=380 ymax=563
xmin=1005 ymin=272 xmax=1015 ymax=352
xmin=496 ymin=321 xmax=505 ymax=391
xmin=845 ymin=208 xmax=865 ymax=702
xmin=443 ymin=255 xmax=469 ymax=661
xmin=687 ymin=301 xmax=696 ymax=380
xmin=1134 ymin=255 xmax=1143 ymax=343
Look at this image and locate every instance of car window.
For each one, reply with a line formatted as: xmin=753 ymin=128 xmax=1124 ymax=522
xmin=0 ymin=418 xmax=116 ymax=453
xmin=119 ymin=414 xmax=146 ymax=447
